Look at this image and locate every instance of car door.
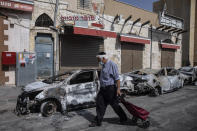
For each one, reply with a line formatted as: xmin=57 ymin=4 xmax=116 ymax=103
xmin=166 ymin=68 xmax=182 ymax=89
xmin=65 ymin=71 xmax=98 ymax=107
xmin=157 ymin=68 xmax=172 ymax=93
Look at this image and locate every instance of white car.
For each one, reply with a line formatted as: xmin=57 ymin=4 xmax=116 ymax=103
xmin=16 ymin=69 xmax=132 ymax=116
xmin=156 ymin=67 xmax=184 ymax=94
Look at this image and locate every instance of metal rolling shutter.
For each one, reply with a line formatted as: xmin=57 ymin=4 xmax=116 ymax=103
xmin=121 ymin=42 xmax=143 ymax=73
xmin=61 ymin=34 xmax=104 ymax=69
xmin=161 ymin=48 xmax=175 ymax=68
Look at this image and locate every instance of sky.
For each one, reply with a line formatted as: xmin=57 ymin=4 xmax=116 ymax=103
xmin=118 ymin=0 xmax=159 ymax=12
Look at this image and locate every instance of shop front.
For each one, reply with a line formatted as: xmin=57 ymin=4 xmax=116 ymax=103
xmin=60 ymin=26 xmax=117 ymax=71
xmin=120 ymin=35 xmax=150 ymax=73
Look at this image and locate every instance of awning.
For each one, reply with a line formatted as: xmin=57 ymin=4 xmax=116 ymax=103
xmin=120 ymin=35 xmax=150 ymax=44
xmin=0 ymin=0 xmax=34 ymax=12
xmin=161 ymin=43 xmax=180 ymax=49
xmin=73 ymin=26 xmax=117 ymax=38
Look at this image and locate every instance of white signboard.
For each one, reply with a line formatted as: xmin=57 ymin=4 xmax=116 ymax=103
xmin=159 ymin=12 xmax=184 ymax=29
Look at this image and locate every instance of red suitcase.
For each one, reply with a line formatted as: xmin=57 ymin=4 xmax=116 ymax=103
xmin=120 ymin=96 xmax=150 ymax=128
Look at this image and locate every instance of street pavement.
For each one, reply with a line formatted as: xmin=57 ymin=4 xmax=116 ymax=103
xmin=0 ymin=85 xmax=197 ymax=131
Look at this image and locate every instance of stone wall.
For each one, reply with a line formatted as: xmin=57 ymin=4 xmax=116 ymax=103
xmin=30 ymin=0 xmax=182 ymax=74
xmin=0 ymin=16 xmax=9 ymax=85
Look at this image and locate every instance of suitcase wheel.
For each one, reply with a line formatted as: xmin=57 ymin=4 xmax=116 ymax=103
xmin=142 ymin=120 xmax=150 ymax=128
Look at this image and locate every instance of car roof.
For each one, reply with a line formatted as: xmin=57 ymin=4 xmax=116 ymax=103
xmin=132 ymin=69 xmax=160 ymax=74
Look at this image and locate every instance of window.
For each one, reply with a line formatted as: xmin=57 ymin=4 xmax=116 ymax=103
xmin=156 ymin=69 xmax=165 ymax=76
xmin=35 ymin=13 xmax=53 ymax=27
xmin=77 ymin=0 xmax=91 ymax=10
xmin=70 ymin=71 xmax=94 ymax=85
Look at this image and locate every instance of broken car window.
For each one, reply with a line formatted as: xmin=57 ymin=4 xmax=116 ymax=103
xmin=156 ymin=69 xmax=165 ymax=76
xmin=166 ymin=68 xmax=179 ymax=76
xmin=42 ymin=72 xmax=72 ymax=84
xmin=70 ymin=71 xmax=94 ymax=85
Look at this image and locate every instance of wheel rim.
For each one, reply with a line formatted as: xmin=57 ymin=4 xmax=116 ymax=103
xmin=45 ymin=102 xmax=56 ymax=115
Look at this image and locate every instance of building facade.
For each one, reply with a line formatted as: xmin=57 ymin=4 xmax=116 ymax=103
xmin=0 ymin=0 xmax=34 ymax=85
xmin=103 ymin=0 xmax=182 ymax=71
xmin=0 ymin=0 xmax=183 ymax=86
xmin=153 ymin=0 xmax=196 ymax=66
xmin=29 ymin=0 xmax=182 ymax=77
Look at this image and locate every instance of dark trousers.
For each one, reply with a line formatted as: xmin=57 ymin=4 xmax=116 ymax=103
xmin=96 ymin=85 xmax=127 ymax=124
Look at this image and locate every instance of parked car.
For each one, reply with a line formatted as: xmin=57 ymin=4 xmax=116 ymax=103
xmin=156 ymin=67 xmax=184 ymax=94
xmin=120 ymin=68 xmax=185 ymax=96
xmin=120 ymin=69 xmax=161 ymax=96
xmin=16 ymin=69 xmax=100 ymax=116
xmin=15 ymin=69 xmax=133 ymax=116
xmin=178 ymin=66 xmax=197 ymax=85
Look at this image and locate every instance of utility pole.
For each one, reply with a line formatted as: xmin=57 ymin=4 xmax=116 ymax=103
xmin=54 ymin=0 xmax=59 ymax=27
xmin=150 ymin=25 xmax=153 ymax=69
xmin=54 ymin=0 xmax=59 ymax=75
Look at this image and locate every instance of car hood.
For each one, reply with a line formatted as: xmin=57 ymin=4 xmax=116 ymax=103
xmin=24 ymin=81 xmax=50 ymax=92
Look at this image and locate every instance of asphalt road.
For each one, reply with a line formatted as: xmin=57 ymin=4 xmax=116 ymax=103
xmin=0 ymin=85 xmax=197 ymax=131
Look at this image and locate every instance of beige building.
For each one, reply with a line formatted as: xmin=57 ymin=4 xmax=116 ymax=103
xmin=29 ymin=0 xmax=182 ymax=77
xmin=0 ymin=0 xmax=34 ymax=85
xmin=153 ymin=0 xmax=197 ymax=66
xmin=102 ymin=0 xmax=182 ymax=71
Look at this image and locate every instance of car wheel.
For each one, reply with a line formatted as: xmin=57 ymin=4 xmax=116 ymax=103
xmin=150 ymin=87 xmax=160 ymax=97
xmin=40 ymin=101 xmax=57 ymax=117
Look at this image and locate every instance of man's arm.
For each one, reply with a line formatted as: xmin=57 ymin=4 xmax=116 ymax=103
xmin=111 ymin=63 xmax=121 ymax=96
xmin=116 ymin=79 xmax=121 ymax=96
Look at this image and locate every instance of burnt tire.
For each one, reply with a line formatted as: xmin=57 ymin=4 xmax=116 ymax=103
xmin=154 ymin=88 xmax=160 ymax=96
xmin=40 ymin=101 xmax=57 ymax=117
xmin=149 ymin=87 xmax=160 ymax=97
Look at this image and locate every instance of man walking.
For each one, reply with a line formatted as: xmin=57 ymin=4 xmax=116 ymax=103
xmin=89 ymin=52 xmax=127 ymax=127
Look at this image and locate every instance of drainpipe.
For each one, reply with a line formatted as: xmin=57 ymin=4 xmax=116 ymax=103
xmin=54 ymin=0 xmax=59 ymax=75
xmin=150 ymin=25 xmax=153 ymax=69
xmin=189 ymin=0 xmax=196 ymax=66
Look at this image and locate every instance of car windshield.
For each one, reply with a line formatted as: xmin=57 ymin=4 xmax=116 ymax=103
xmin=166 ymin=68 xmax=178 ymax=76
xmin=131 ymin=69 xmax=159 ymax=75
xmin=42 ymin=72 xmax=74 ymax=84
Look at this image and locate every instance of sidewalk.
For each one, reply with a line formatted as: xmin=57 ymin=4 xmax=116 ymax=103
xmin=0 ymin=86 xmax=22 ymax=112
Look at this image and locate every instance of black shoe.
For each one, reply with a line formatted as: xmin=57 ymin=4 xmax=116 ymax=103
xmin=89 ymin=122 xmax=101 ymax=127
xmin=131 ymin=116 xmax=138 ymax=124
xmin=120 ymin=118 xmax=128 ymax=125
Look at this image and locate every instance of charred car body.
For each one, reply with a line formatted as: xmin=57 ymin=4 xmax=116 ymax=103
xmin=178 ymin=66 xmax=197 ymax=85
xmin=16 ymin=69 xmax=133 ymax=116
xmin=16 ymin=70 xmax=100 ymax=116
xmin=15 ymin=68 xmax=185 ymax=116
xmin=119 ymin=69 xmax=161 ymax=96
xmin=119 ymin=68 xmax=184 ymax=96
xmin=156 ymin=67 xmax=184 ymax=93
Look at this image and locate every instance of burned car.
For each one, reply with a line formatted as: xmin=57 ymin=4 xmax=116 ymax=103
xmin=120 ymin=68 xmax=184 ymax=96
xmin=16 ymin=69 xmax=100 ymax=116
xmin=178 ymin=66 xmax=197 ymax=85
xmin=119 ymin=69 xmax=161 ymax=96
xmin=16 ymin=69 xmax=133 ymax=116
xmin=156 ymin=67 xmax=184 ymax=94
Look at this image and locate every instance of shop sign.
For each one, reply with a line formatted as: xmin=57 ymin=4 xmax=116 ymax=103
xmin=159 ymin=12 xmax=184 ymax=29
xmin=0 ymin=0 xmax=33 ymax=12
